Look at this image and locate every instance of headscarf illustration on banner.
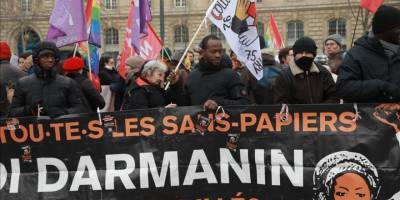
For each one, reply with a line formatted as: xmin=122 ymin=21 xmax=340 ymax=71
xmin=313 ymin=151 xmax=380 ymax=200
xmin=208 ymin=0 xmax=263 ymax=80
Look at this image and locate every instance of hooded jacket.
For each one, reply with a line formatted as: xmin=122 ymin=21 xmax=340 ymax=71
xmin=9 ymin=41 xmax=86 ymax=117
xmin=337 ymin=34 xmax=400 ymax=102
xmin=9 ymin=65 xmax=87 ymax=117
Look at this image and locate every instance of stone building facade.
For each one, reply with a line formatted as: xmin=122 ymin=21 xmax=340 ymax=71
xmin=0 ymin=0 xmax=399 ymax=56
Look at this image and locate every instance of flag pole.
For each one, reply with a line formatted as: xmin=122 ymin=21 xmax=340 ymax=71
xmin=351 ymin=7 xmax=361 ymax=47
xmin=73 ymin=43 xmax=79 ymax=57
xmin=87 ymin=41 xmax=93 ymax=81
xmin=164 ymin=17 xmax=207 ymax=90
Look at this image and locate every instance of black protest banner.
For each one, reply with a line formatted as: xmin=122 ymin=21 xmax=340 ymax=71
xmin=0 ymin=104 xmax=399 ymax=200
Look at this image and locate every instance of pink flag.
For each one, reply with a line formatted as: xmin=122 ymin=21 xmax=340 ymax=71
xmin=119 ymin=1 xmax=162 ymax=78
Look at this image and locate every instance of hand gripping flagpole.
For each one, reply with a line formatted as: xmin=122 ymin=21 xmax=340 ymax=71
xmin=164 ymin=1 xmax=217 ymax=90
xmin=164 ymin=18 xmax=207 ymax=90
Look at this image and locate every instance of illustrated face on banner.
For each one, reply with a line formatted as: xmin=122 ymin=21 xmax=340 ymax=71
xmin=333 ymin=173 xmax=371 ymax=200
xmin=313 ymin=151 xmax=380 ymax=200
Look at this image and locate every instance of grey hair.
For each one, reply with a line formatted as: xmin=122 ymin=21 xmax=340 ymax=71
xmin=140 ymin=60 xmax=168 ymax=77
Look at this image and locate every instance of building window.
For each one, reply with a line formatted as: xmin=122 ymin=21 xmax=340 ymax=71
xmin=175 ymin=0 xmax=186 ymax=7
xmin=287 ymin=20 xmax=304 ymax=45
xmin=174 ymin=25 xmax=188 ymax=43
xmin=17 ymin=27 xmax=40 ymax=55
xmin=257 ymin=22 xmax=265 ymax=35
xmin=328 ymin=18 xmax=346 ymax=37
xmin=21 ymin=0 xmax=32 ymax=12
xmin=210 ymin=24 xmax=225 ymax=40
xmin=104 ymin=0 xmax=117 ymax=9
xmin=105 ymin=28 xmax=119 ymax=45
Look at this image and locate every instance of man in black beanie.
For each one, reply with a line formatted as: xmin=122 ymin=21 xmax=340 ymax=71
xmin=337 ymin=5 xmax=400 ymax=102
xmin=9 ymin=41 xmax=87 ymax=118
xmin=273 ymin=37 xmax=337 ymax=104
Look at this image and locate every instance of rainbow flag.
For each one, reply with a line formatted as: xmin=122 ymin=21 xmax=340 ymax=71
xmin=264 ymin=14 xmax=284 ymax=49
xmin=86 ymin=0 xmax=101 ymax=47
xmin=264 ymin=27 xmax=273 ymax=49
xmin=79 ymin=0 xmax=101 ymax=75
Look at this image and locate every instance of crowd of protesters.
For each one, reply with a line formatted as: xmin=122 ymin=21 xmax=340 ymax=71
xmin=0 ymin=5 xmax=399 ymax=119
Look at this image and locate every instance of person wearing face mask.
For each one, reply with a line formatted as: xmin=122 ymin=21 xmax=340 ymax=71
xmin=121 ymin=60 xmax=176 ymax=110
xmin=273 ymin=37 xmax=338 ymax=104
xmin=9 ymin=41 xmax=87 ymax=118
xmin=337 ymin=5 xmax=400 ymax=103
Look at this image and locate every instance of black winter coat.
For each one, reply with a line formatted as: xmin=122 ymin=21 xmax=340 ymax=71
xmin=121 ymin=78 xmax=169 ymax=110
xmin=66 ymin=73 xmax=105 ymax=112
xmin=337 ymin=34 xmax=400 ymax=102
xmin=9 ymin=66 xmax=87 ymax=117
xmin=0 ymin=82 xmax=8 ymax=118
xmin=273 ymin=61 xmax=338 ymax=104
xmin=99 ymin=67 xmax=120 ymax=85
xmin=181 ymin=60 xmax=250 ymax=106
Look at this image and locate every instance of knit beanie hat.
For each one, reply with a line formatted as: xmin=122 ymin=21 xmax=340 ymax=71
xmin=324 ymin=34 xmax=343 ymax=47
xmin=0 ymin=42 xmax=12 ymax=61
xmin=63 ymin=57 xmax=84 ymax=72
xmin=33 ymin=41 xmax=60 ymax=64
xmin=160 ymin=47 xmax=172 ymax=60
xmin=125 ymin=56 xmax=145 ymax=69
xmin=372 ymin=5 xmax=400 ymax=34
xmin=292 ymin=37 xmax=317 ymax=57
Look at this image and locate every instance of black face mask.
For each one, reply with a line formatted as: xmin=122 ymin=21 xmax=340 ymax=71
xmin=295 ymin=56 xmax=314 ymax=72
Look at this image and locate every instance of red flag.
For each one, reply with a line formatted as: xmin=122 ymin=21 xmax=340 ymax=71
xmin=360 ymin=0 xmax=384 ymax=13
xmin=119 ymin=0 xmax=163 ymax=78
xmin=269 ymin=14 xmax=284 ymax=49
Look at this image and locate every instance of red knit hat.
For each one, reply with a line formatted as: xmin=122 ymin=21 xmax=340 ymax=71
xmin=0 ymin=42 xmax=12 ymax=61
xmin=63 ymin=57 xmax=84 ymax=72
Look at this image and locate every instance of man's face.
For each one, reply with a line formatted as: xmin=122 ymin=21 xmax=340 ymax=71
xmin=38 ymin=53 xmax=55 ymax=71
xmin=283 ymin=50 xmax=294 ymax=64
xmin=324 ymin=40 xmax=341 ymax=57
xmin=201 ymin=39 xmax=223 ymax=67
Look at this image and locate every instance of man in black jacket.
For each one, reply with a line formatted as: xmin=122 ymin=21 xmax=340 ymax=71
xmin=9 ymin=41 xmax=87 ymax=118
xmin=181 ymin=35 xmax=250 ymax=109
xmin=273 ymin=37 xmax=338 ymax=104
xmin=337 ymin=5 xmax=400 ymax=103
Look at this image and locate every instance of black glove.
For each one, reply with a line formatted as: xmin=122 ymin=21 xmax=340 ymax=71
xmin=382 ymin=82 xmax=400 ymax=100
xmin=25 ymin=100 xmax=43 ymax=116
xmin=42 ymin=107 xmax=67 ymax=118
